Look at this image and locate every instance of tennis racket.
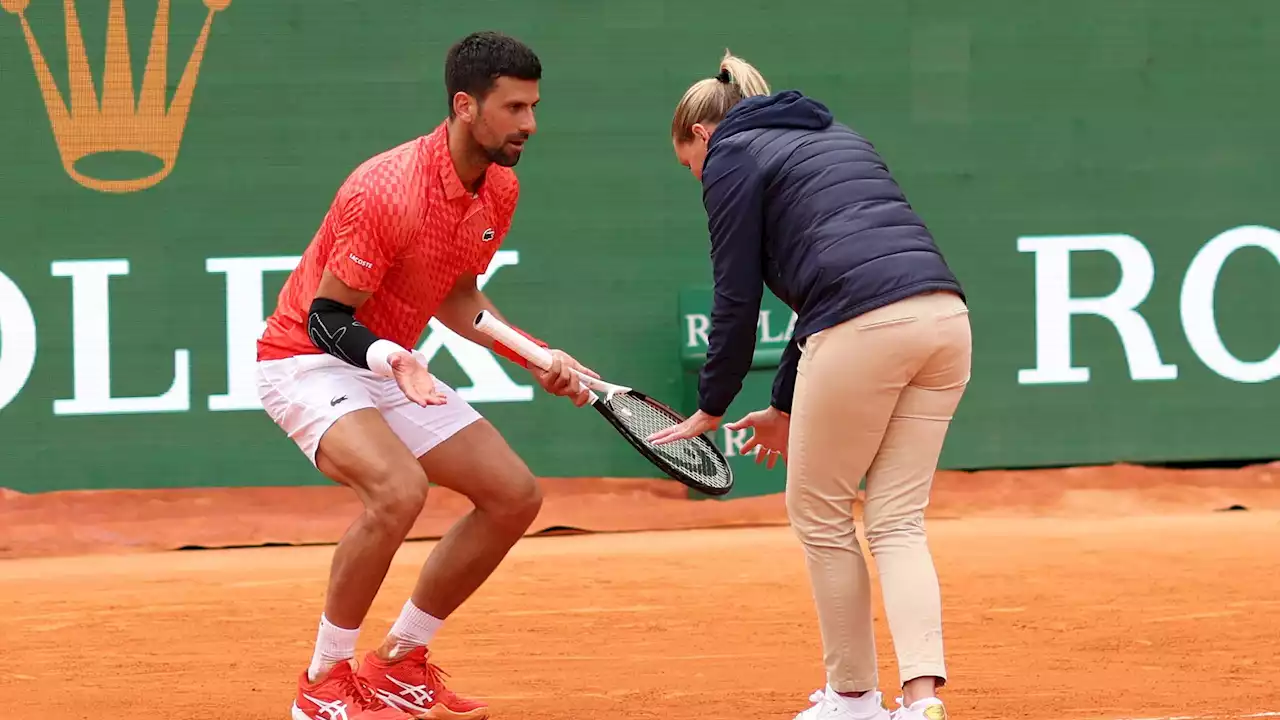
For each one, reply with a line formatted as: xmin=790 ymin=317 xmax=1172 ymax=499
xmin=474 ymin=311 xmax=734 ymax=497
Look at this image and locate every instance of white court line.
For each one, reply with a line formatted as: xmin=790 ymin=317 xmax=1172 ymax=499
xmin=1111 ymin=707 xmax=1280 ymax=712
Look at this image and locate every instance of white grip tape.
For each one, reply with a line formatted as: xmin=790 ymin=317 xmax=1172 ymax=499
xmin=367 ymin=338 xmax=411 ymax=379
xmin=474 ymin=310 xmax=634 ymax=400
xmin=473 ymin=311 xmax=555 ymax=371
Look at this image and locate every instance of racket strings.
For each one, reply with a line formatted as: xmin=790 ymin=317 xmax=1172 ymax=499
xmin=606 ymin=394 xmax=732 ymax=490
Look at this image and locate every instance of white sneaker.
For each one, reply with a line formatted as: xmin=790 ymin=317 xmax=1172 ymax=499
xmin=794 ymin=685 xmax=891 ymax=720
xmin=891 ymin=696 xmax=947 ymax=720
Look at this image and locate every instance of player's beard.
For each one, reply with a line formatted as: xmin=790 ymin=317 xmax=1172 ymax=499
xmin=479 ymin=132 xmax=528 ymax=168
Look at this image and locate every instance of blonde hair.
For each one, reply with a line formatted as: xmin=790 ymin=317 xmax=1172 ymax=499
xmin=671 ymin=50 xmax=771 ymax=142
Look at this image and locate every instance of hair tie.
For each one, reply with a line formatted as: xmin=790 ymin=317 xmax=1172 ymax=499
xmin=716 ymin=68 xmax=732 ymax=84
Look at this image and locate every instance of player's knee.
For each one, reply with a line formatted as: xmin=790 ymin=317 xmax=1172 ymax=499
xmin=487 ymin=471 xmax=542 ymax=535
xmin=366 ymin=467 xmax=429 ymax=534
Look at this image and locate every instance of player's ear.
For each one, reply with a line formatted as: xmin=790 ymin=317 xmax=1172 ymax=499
xmin=452 ymin=91 xmax=476 ymax=123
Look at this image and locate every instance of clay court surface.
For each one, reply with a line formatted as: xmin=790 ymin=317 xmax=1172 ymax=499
xmin=3 ymin=465 xmax=1279 ymax=720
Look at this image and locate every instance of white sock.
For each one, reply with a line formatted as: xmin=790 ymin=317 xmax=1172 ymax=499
xmin=831 ymin=687 xmax=882 ymax=715
xmin=908 ymin=697 xmax=943 ymax=711
xmin=307 ymin=615 xmax=361 ymax=682
xmin=388 ymin=599 xmax=444 ymax=657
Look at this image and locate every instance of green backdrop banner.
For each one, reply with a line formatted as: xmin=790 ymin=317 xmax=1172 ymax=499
xmin=1 ymin=1 xmax=1278 ymax=493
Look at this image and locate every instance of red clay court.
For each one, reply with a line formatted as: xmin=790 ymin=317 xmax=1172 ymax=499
xmin=2 ymin=464 xmax=1278 ymax=720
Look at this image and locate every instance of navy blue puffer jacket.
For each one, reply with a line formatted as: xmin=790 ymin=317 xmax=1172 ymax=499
xmin=696 ymin=90 xmax=965 ymax=416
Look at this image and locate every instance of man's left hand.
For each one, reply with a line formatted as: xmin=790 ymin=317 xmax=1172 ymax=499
xmin=647 ymin=409 xmax=721 ymax=446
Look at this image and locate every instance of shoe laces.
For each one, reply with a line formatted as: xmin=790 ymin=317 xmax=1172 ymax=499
xmin=419 ymin=653 xmax=455 ymax=699
xmin=344 ymin=672 xmax=390 ymax=711
xmin=799 ymin=688 xmax=834 ymax=718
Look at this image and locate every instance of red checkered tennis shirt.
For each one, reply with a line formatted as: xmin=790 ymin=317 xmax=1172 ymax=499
xmin=258 ymin=122 xmax=519 ymax=362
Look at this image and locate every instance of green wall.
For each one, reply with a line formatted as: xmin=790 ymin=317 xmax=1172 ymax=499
xmin=1 ymin=1 xmax=1278 ymax=493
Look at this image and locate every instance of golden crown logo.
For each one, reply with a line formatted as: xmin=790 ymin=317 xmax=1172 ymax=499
xmin=3 ymin=0 xmax=231 ymax=193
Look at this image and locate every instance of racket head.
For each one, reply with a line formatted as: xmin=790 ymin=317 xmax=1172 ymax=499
xmin=591 ymin=390 xmax=734 ymax=497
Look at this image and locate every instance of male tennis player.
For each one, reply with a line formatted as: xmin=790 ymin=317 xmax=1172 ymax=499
xmin=255 ymin=31 xmax=594 ymax=720
xmin=650 ymin=51 xmax=970 ymax=720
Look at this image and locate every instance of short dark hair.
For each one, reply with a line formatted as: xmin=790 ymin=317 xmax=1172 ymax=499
xmin=444 ymin=31 xmax=542 ymax=116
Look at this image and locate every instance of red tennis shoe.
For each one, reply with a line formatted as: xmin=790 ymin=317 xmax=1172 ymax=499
xmin=357 ymin=646 xmax=489 ymax=719
xmin=291 ymin=661 xmax=412 ymax=720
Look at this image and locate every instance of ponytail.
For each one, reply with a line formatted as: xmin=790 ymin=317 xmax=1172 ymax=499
xmin=671 ymin=49 xmax=771 ymax=141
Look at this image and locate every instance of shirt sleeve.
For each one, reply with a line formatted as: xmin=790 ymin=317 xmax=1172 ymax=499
xmin=324 ymin=188 xmax=406 ymax=294
xmin=697 ymin=145 xmax=766 ymax=418
xmin=770 ymin=337 xmax=801 ymax=413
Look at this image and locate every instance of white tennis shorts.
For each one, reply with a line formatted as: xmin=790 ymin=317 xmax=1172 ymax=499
xmin=255 ymin=353 xmax=483 ymax=466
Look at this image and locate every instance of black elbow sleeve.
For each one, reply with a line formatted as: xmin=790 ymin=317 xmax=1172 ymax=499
xmin=307 ymin=297 xmax=380 ymax=369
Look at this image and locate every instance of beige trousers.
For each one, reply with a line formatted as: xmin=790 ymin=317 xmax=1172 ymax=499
xmin=786 ymin=290 xmax=971 ymax=693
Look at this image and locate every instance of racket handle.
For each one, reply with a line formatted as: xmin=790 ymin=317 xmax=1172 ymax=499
xmin=474 ymin=310 xmax=633 ymax=400
xmin=474 ymin=310 xmax=555 ymax=371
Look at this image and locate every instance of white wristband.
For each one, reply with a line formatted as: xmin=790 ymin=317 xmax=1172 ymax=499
xmin=366 ymin=339 xmax=410 ymax=379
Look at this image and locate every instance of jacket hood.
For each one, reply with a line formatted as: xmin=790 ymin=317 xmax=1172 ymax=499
xmin=711 ymin=90 xmax=834 ymax=142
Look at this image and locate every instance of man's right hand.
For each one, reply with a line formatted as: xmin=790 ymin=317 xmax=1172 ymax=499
xmin=389 ymin=352 xmax=448 ymax=407
xmin=531 ymin=349 xmax=598 ymax=407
